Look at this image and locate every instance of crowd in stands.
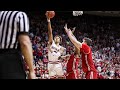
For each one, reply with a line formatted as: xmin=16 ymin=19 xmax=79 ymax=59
xmin=26 ymin=12 xmax=120 ymax=79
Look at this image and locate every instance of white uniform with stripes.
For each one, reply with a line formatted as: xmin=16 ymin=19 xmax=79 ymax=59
xmin=48 ymin=41 xmax=64 ymax=77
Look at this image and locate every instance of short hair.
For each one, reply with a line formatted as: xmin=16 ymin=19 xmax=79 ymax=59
xmin=54 ymin=35 xmax=62 ymax=43
xmin=83 ymin=37 xmax=92 ymax=46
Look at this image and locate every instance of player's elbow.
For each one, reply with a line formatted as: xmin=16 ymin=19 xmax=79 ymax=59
xmin=73 ymin=42 xmax=81 ymax=50
xmin=18 ymin=35 xmax=32 ymax=48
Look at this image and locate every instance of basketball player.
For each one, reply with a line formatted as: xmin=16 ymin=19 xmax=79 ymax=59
xmin=65 ymin=46 xmax=80 ymax=79
xmin=64 ymin=24 xmax=98 ymax=79
xmin=60 ymin=28 xmax=80 ymax=79
xmin=45 ymin=11 xmax=66 ymax=79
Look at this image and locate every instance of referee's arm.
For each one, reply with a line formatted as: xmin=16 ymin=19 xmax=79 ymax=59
xmin=17 ymin=12 xmax=36 ymax=79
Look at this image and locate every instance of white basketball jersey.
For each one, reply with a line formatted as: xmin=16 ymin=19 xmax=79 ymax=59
xmin=48 ymin=41 xmax=62 ymax=61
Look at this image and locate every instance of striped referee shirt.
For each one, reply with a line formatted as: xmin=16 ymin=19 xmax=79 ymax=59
xmin=0 ymin=11 xmax=29 ymax=49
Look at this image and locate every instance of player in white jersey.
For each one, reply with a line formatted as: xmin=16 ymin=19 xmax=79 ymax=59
xmin=45 ymin=11 xmax=66 ymax=79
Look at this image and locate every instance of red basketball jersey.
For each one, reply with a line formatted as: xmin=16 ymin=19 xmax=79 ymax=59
xmin=80 ymin=43 xmax=97 ymax=73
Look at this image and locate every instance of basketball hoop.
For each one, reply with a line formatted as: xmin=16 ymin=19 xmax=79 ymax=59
xmin=73 ymin=11 xmax=83 ymax=16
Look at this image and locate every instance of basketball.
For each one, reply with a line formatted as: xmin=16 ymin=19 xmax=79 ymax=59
xmin=46 ymin=11 xmax=55 ymax=18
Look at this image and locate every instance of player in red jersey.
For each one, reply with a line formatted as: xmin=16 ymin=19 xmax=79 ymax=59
xmin=60 ymin=28 xmax=80 ymax=79
xmin=66 ymin=46 xmax=80 ymax=79
xmin=59 ymin=46 xmax=80 ymax=79
xmin=64 ymin=24 xmax=98 ymax=79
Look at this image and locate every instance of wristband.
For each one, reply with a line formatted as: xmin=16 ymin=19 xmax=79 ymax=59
xmin=47 ymin=19 xmax=50 ymax=22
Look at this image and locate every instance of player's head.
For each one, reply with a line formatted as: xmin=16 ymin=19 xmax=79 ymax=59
xmin=83 ymin=37 xmax=92 ymax=46
xmin=54 ymin=35 xmax=62 ymax=44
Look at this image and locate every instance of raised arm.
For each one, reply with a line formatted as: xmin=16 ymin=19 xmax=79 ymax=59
xmin=45 ymin=11 xmax=53 ymax=45
xmin=64 ymin=24 xmax=82 ymax=50
xmin=71 ymin=28 xmax=80 ymax=55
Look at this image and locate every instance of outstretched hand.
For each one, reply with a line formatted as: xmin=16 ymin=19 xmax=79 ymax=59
xmin=64 ymin=24 xmax=75 ymax=35
xmin=64 ymin=23 xmax=68 ymax=31
xmin=64 ymin=23 xmax=70 ymax=34
xmin=72 ymin=27 xmax=76 ymax=33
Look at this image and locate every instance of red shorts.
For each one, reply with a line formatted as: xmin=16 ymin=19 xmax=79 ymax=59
xmin=85 ymin=71 xmax=98 ymax=79
xmin=66 ymin=71 xmax=78 ymax=79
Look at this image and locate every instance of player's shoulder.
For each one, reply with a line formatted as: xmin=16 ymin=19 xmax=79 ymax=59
xmin=82 ymin=43 xmax=89 ymax=48
xmin=81 ymin=43 xmax=91 ymax=54
xmin=48 ymin=40 xmax=55 ymax=46
xmin=52 ymin=40 xmax=55 ymax=44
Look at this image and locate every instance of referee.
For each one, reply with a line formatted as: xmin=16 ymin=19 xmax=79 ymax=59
xmin=0 ymin=11 xmax=36 ymax=79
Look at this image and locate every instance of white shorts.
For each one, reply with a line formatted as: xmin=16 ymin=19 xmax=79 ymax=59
xmin=48 ymin=62 xmax=64 ymax=77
